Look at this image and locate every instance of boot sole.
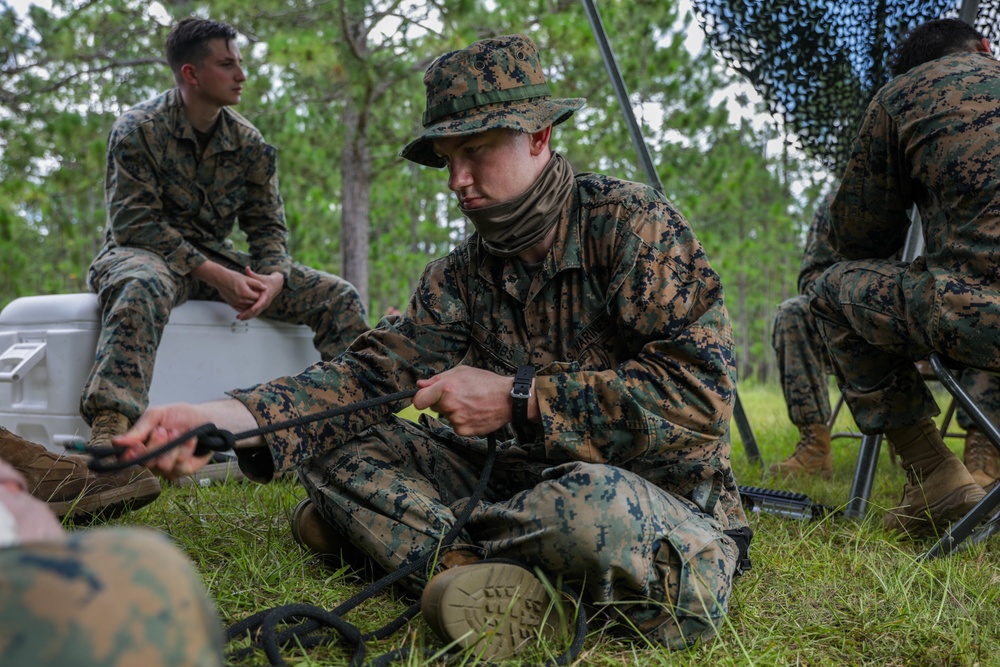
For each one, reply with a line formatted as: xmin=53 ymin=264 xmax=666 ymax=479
xmin=421 ymin=562 xmax=569 ymax=661
xmin=54 ymin=476 xmax=162 ymax=522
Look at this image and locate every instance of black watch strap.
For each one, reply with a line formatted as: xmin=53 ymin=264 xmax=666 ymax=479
xmin=510 ymin=364 xmax=535 ymax=443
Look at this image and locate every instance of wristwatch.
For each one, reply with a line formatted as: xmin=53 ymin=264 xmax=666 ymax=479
xmin=510 ymin=365 xmax=535 ymax=443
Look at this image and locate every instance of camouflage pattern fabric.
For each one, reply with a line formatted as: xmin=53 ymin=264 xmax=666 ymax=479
xmin=772 ymin=194 xmax=840 ymax=427
xmin=954 ymin=370 xmax=1000 ymax=431
xmin=299 ymin=415 xmax=738 ymax=648
xmin=772 ymin=294 xmax=832 ymax=427
xmin=811 ymin=51 xmax=1000 ymax=433
xmin=400 ymin=34 xmax=585 ymax=168
xmin=0 ymin=528 xmax=223 ymax=667
xmin=81 ymin=88 xmax=369 ymax=425
xmin=231 ymin=172 xmax=748 ymax=647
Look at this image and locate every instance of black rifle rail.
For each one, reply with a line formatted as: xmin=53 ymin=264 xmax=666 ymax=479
xmin=739 ymin=485 xmax=839 ymax=521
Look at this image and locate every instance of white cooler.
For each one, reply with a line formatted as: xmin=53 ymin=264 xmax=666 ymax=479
xmin=0 ymin=293 xmax=322 ymax=453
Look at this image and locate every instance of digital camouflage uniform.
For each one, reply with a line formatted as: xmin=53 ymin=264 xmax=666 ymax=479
xmin=230 ymin=172 xmax=750 ymax=648
xmin=0 ymin=458 xmax=223 ymax=667
xmin=772 ymin=193 xmax=841 ymax=427
xmin=811 ymin=51 xmax=1000 ymax=434
xmin=775 ymin=193 xmax=1000 ymax=430
xmin=81 ymin=88 xmax=370 ymax=425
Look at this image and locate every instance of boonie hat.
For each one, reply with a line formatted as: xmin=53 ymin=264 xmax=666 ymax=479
xmin=400 ymin=34 xmax=586 ymax=168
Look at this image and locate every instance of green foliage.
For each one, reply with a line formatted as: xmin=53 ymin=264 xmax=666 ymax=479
xmin=0 ymin=0 xmax=826 ymax=381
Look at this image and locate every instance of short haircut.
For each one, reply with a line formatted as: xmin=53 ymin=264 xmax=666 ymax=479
xmin=889 ymin=18 xmax=986 ymax=77
xmin=165 ymin=17 xmax=238 ymax=76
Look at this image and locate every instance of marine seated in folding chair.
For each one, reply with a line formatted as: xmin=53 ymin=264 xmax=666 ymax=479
xmin=768 ymin=185 xmax=1000 ymax=488
xmin=808 ymin=18 xmax=1000 ymax=537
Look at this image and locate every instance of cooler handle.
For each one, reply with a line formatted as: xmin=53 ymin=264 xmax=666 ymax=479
xmin=0 ymin=341 xmax=46 ymax=382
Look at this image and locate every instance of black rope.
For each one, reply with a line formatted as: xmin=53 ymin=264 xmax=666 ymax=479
xmin=74 ymin=389 xmax=419 ymax=472
xmin=72 ymin=388 xmax=588 ymax=666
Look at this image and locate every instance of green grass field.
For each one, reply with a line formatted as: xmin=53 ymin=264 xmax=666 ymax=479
xmin=104 ymin=383 xmax=1000 ymax=666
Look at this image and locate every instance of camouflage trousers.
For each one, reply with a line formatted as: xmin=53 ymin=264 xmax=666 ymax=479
xmin=0 ymin=527 xmax=223 ymax=667
xmin=811 ymin=259 xmax=1000 ymax=433
xmin=299 ymin=414 xmax=739 ymax=649
xmin=953 ymin=369 xmax=1000 ymax=431
xmin=81 ymin=246 xmax=370 ymax=425
xmin=772 ymin=294 xmax=831 ymax=426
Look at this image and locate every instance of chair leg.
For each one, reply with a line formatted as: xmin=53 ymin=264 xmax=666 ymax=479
xmin=733 ymin=388 xmax=763 ymax=469
xmin=844 ymin=433 xmax=882 ymax=520
xmin=920 ymin=353 xmax=1000 ymax=559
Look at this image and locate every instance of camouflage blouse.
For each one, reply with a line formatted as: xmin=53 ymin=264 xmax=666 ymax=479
xmin=830 ymin=51 xmax=1000 ymax=287
xmin=100 ymin=88 xmax=292 ymax=279
xmin=232 ymin=172 xmax=746 ymax=528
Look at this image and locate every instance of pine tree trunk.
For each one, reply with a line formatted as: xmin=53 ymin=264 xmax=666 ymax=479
xmin=340 ymin=101 xmax=371 ymax=315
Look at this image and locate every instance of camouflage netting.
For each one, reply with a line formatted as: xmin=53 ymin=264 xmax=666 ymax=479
xmin=691 ymin=0 xmax=1000 ymax=172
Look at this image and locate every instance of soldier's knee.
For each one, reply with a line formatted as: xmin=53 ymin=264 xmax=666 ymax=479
xmin=101 ymin=265 xmax=177 ymax=308
xmin=0 ymin=528 xmax=224 ymax=667
xmin=541 ymin=463 xmax=645 ymax=562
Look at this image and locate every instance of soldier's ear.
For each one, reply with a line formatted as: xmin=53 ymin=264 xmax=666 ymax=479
xmin=976 ymin=37 xmax=992 ymax=55
xmin=179 ymin=63 xmax=199 ymax=87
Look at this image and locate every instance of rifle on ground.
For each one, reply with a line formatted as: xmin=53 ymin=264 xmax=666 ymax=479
xmin=738 ymin=485 xmax=838 ymax=521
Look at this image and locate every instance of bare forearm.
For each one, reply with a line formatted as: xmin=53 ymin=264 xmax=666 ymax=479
xmin=199 ymin=399 xmax=265 ymax=448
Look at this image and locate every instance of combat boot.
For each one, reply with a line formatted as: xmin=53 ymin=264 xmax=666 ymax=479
xmin=88 ymin=410 xmax=132 ymax=449
xmin=882 ymin=458 xmax=986 ymax=537
xmin=963 ymin=428 xmax=1000 ymax=490
xmin=768 ymin=423 xmax=833 ymax=479
xmin=883 ymin=420 xmax=985 ymax=537
xmin=0 ymin=426 xmax=160 ymax=521
xmin=421 ymin=561 xmax=574 ymax=661
xmin=290 ymin=498 xmax=381 ymax=574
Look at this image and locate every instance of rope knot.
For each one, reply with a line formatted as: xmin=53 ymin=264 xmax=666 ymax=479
xmin=193 ymin=425 xmax=236 ymax=457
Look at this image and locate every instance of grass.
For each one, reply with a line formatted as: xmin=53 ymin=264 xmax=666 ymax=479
xmin=94 ymin=382 xmax=1000 ymax=666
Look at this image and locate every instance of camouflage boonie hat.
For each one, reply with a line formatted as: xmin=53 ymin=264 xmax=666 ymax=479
xmin=400 ymin=34 xmax=586 ymax=168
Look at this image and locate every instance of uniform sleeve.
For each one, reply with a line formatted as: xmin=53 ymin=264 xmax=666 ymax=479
xmin=237 ymin=142 xmax=293 ymax=279
xmin=534 ymin=200 xmax=736 ymax=470
xmin=828 ymin=100 xmax=912 ymax=259
xmin=105 ymin=123 xmax=207 ymax=275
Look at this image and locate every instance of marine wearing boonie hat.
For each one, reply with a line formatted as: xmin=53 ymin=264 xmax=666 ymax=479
xmin=400 ymin=34 xmax=586 ymax=168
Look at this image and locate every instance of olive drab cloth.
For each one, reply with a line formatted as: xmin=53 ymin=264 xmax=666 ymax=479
xmin=230 ymin=171 xmax=750 ymax=648
xmin=80 ymin=88 xmax=369 ymax=425
xmin=811 ymin=51 xmax=1000 ymax=433
xmin=0 ymin=529 xmax=224 ymax=667
xmin=0 ymin=458 xmax=222 ymax=667
xmin=772 ymin=193 xmax=841 ymax=427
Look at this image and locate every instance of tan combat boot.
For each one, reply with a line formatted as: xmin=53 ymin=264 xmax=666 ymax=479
xmin=883 ymin=420 xmax=985 ymax=537
xmin=0 ymin=426 xmax=160 ymax=521
xmin=88 ymin=410 xmax=132 ymax=449
xmin=421 ymin=561 xmax=574 ymax=661
xmin=963 ymin=427 xmax=1000 ymax=490
xmin=290 ymin=498 xmax=381 ymax=574
xmin=768 ymin=423 xmax=833 ymax=479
